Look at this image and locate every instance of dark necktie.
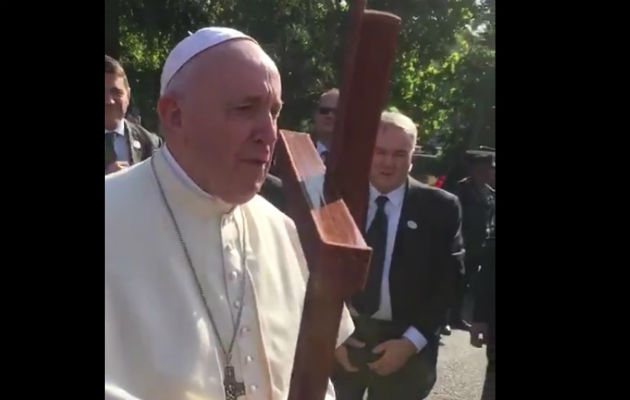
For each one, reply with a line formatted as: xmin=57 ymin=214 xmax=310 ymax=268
xmin=320 ymin=150 xmax=328 ymax=163
xmin=353 ymin=195 xmax=389 ymax=315
xmin=105 ymin=132 xmax=117 ymax=168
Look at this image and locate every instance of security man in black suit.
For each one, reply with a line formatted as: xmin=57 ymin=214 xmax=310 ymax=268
xmin=469 ymin=149 xmax=495 ymax=359
xmin=332 ymin=111 xmax=464 ymax=400
xmin=447 ymin=149 xmax=495 ymax=331
xmin=470 ymin=188 xmax=495 ymax=362
xmin=470 ymin=167 xmax=495 ymax=400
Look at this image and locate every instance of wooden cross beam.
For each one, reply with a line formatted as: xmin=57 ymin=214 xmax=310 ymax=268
xmin=275 ymin=1 xmax=401 ymax=399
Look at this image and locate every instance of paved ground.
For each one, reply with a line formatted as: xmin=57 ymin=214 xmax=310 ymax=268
xmin=427 ymin=329 xmax=489 ymax=400
xmin=428 ymin=293 xmax=493 ymax=400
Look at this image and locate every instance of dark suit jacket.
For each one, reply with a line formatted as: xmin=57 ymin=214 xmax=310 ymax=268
xmin=106 ymin=120 xmax=162 ymax=170
xmin=473 ymin=192 xmax=495 ymax=327
xmin=386 ymin=177 xmax=465 ymax=344
xmin=123 ymin=120 xmax=162 ymax=164
xmin=454 ymin=177 xmax=494 ymax=277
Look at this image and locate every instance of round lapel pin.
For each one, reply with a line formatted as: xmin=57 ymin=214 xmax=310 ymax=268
xmin=407 ymin=220 xmax=418 ymax=229
xmin=132 ymin=140 xmax=142 ymax=150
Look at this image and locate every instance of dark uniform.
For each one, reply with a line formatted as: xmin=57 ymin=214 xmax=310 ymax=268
xmin=457 ymin=177 xmax=494 ymax=285
xmin=473 ymin=186 xmax=495 ymax=365
xmin=472 ymin=182 xmax=495 ymax=400
xmin=447 ymin=149 xmax=495 ymax=330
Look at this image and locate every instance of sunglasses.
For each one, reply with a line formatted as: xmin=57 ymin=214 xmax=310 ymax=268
xmin=318 ymin=107 xmax=336 ymax=116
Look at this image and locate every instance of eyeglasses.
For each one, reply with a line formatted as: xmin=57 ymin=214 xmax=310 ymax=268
xmin=318 ymin=107 xmax=336 ymax=116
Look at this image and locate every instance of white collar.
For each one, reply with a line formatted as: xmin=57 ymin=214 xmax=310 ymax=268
xmin=105 ymin=119 xmax=125 ymax=136
xmin=161 ymin=145 xmax=235 ymax=213
xmin=368 ymin=182 xmax=406 ymax=209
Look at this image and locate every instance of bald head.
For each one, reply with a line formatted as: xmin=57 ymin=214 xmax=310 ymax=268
xmin=157 ymin=38 xmax=283 ymax=205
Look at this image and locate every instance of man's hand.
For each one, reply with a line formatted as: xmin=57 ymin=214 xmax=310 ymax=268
xmin=367 ymin=338 xmax=416 ymax=376
xmin=334 ymin=337 xmax=365 ymax=373
xmin=469 ymin=322 xmax=489 ymax=348
xmin=106 ymin=161 xmax=130 ymax=175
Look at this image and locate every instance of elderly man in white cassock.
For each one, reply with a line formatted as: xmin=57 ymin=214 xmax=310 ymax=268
xmin=105 ymin=27 xmax=355 ymax=400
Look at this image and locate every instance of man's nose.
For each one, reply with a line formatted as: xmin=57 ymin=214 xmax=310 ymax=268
xmin=382 ymin=154 xmax=395 ymax=166
xmin=256 ymin=113 xmax=278 ymax=145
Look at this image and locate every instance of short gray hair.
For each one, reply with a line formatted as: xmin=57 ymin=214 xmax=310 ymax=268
xmin=380 ymin=110 xmax=418 ymax=145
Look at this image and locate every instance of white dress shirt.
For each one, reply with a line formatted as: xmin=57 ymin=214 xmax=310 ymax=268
xmin=316 ymin=141 xmax=328 ymax=161
xmin=105 ymin=119 xmax=131 ymax=163
xmin=364 ymin=183 xmax=427 ymax=353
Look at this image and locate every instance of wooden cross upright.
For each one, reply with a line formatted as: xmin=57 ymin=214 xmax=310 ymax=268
xmin=275 ymin=1 xmax=402 ymax=399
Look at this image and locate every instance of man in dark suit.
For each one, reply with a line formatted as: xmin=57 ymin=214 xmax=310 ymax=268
xmin=447 ymin=149 xmax=495 ymax=331
xmin=470 ymin=177 xmax=495 ymax=400
xmin=470 ymin=199 xmax=495 ymax=358
xmin=105 ymin=55 xmax=162 ymax=175
xmin=312 ymin=88 xmax=339 ymax=162
xmin=468 ymin=152 xmax=495 ymax=359
xmin=332 ymin=111 xmax=464 ymax=400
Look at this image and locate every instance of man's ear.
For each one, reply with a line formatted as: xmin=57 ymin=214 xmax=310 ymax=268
xmin=157 ymin=95 xmax=182 ymax=135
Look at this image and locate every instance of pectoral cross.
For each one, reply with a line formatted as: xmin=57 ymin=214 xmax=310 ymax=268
xmin=276 ymin=1 xmax=402 ymax=399
xmin=223 ymin=365 xmax=245 ymax=400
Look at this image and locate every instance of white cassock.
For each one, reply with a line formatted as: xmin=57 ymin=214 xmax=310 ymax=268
xmin=105 ymin=147 xmax=355 ymax=400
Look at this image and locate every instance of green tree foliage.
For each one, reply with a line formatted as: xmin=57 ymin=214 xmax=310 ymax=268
xmin=106 ymin=0 xmax=494 ymax=165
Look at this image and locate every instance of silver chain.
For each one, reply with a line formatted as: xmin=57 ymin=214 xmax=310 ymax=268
xmin=151 ymin=156 xmax=247 ymax=366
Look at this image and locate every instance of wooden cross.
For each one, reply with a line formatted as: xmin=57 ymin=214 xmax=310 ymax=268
xmin=275 ymin=1 xmax=401 ymax=399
